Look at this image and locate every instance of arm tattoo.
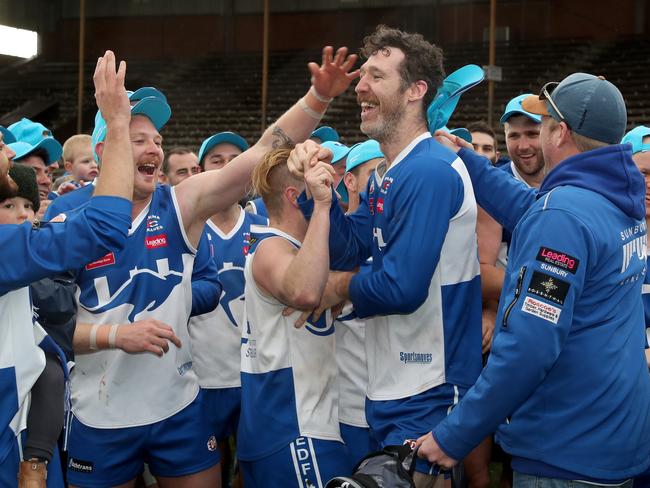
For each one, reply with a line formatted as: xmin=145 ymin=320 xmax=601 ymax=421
xmin=271 ymin=126 xmax=294 ymax=149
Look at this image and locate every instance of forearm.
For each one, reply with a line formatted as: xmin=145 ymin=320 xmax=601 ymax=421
xmin=282 ymin=203 xmax=331 ymax=307
xmin=479 ymin=264 xmax=505 ymax=302
xmin=94 ymin=119 xmax=133 ymax=200
xmin=73 ymin=322 xmax=119 ymax=354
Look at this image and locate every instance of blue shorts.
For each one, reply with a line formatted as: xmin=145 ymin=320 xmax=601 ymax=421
xmin=66 ymin=390 xmax=220 ymax=487
xmin=0 ymin=431 xmax=64 ymax=488
xmin=240 ymin=436 xmax=353 ymax=488
xmin=340 ymin=423 xmax=371 ymax=468
xmin=366 ymin=383 xmax=467 ymax=475
xmin=202 ymin=387 xmax=241 ymax=441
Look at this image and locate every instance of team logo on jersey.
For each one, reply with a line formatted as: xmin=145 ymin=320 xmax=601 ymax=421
xmin=376 ymin=198 xmax=384 ymax=214
xmin=145 ymin=234 xmax=168 ymax=249
xmin=218 ymin=264 xmax=245 ymax=328
xmin=82 ymin=258 xmax=184 ymax=322
xmin=146 ymin=214 xmax=164 ymax=232
xmin=305 ymin=313 xmax=335 ymax=336
xmin=85 ymin=252 xmax=115 ymax=270
xmin=243 ymin=232 xmax=252 ymax=255
xmin=206 ymin=435 xmax=218 ymax=451
xmin=380 ymin=177 xmax=393 ymax=194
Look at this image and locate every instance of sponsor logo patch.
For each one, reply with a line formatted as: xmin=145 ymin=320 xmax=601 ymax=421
xmin=522 ymin=296 xmax=561 ymax=324
xmin=376 ymin=198 xmax=384 ymax=214
xmin=400 ymin=351 xmax=433 ymax=364
xmin=85 ymin=252 xmax=115 ymax=270
xmin=527 ymin=271 xmax=570 ymax=306
xmin=146 ymin=214 xmax=163 ymax=232
xmin=68 ymin=458 xmax=94 ymax=474
xmin=207 ymin=435 xmax=218 ymax=451
xmin=145 ymin=234 xmax=168 ymax=249
xmin=536 ymin=247 xmax=579 ymax=274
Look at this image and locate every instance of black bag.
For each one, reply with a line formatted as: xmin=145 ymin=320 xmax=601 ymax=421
xmin=325 ymin=444 xmax=417 ymax=488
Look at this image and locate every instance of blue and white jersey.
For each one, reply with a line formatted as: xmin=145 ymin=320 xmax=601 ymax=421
xmin=238 ymin=225 xmax=341 ymax=461
xmin=71 ymin=185 xmax=200 ymax=428
xmin=335 ymin=308 xmax=368 ymax=428
xmin=308 ymin=133 xmax=482 ymax=402
xmin=644 ymin=254 xmax=650 ymax=348
xmin=189 ymin=207 xmax=267 ymax=389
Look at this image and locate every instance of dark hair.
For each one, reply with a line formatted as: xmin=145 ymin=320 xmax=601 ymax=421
xmin=467 ymin=121 xmax=497 ymax=146
xmin=361 ymin=25 xmax=445 ymax=120
xmin=163 ymin=146 xmax=193 ymax=174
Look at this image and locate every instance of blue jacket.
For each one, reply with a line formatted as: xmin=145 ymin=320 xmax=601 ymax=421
xmin=433 ymin=145 xmax=650 ymax=480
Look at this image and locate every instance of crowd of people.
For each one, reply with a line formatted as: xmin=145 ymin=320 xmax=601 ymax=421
xmin=0 ymin=24 xmax=649 ymax=488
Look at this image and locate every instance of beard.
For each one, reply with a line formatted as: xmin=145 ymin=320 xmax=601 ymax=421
xmin=0 ymin=172 xmax=18 ymax=201
xmin=360 ymin=97 xmax=407 ymax=144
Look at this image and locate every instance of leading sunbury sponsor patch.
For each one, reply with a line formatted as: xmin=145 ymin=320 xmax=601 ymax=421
xmin=527 ymin=271 xmax=570 ymax=306
xmin=536 ymin=247 xmax=579 ymax=274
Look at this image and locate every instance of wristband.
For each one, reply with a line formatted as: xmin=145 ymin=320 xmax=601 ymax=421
xmin=108 ymin=324 xmax=119 ymax=349
xmin=299 ymin=97 xmax=325 ymax=120
xmin=309 ymin=86 xmax=333 ymax=103
xmin=89 ymin=324 xmax=100 ymax=351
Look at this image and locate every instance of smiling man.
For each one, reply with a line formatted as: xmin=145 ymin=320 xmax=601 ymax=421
xmin=289 ymin=26 xmax=482 ymax=488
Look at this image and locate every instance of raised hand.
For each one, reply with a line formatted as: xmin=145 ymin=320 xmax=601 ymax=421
xmin=93 ymin=50 xmax=130 ymax=126
xmin=309 ymin=46 xmax=360 ymax=100
xmin=288 ymin=139 xmax=332 ymax=179
xmin=305 ymin=160 xmax=335 ymax=205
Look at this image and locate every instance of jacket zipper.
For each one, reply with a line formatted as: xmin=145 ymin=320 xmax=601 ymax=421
xmin=502 ymin=266 xmax=527 ymax=328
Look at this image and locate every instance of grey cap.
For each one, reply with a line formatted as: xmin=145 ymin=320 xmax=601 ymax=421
xmin=522 ymin=73 xmax=627 ymax=144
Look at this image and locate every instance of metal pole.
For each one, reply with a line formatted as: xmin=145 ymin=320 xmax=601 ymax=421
xmin=76 ymin=0 xmax=86 ymax=134
xmin=261 ymin=0 xmax=269 ymax=133
xmin=487 ymin=0 xmax=496 ymax=126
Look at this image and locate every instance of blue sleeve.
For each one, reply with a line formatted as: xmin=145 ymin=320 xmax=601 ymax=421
xmin=431 ymin=208 xmax=590 ymax=460
xmin=190 ymin=230 xmax=222 ymax=317
xmin=350 ymin=160 xmax=464 ymax=318
xmin=298 ymin=189 xmax=373 ymax=270
xmin=0 ymin=196 xmax=132 ymax=295
xmin=458 ymin=147 xmax=538 ymax=233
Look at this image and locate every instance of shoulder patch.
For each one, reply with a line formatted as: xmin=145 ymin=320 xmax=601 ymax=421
xmin=536 ymin=247 xmax=579 ymax=274
xmin=522 ymin=296 xmax=561 ymax=324
xmin=527 ymin=271 xmax=570 ymax=305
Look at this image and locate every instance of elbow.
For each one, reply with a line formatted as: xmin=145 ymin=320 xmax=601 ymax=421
xmin=391 ymin=283 xmax=428 ymax=315
xmin=286 ymin=289 xmax=321 ymax=310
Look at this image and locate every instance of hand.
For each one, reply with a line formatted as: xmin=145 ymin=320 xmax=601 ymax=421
xmin=93 ymin=50 xmax=130 ymax=125
xmin=309 ymin=46 xmax=360 ymax=100
xmin=433 ymin=129 xmax=473 ymax=153
xmin=305 ymin=161 xmax=335 ymax=204
xmin=35 ymin=199 xmax=51 ymax=222
xmin=287 ymin=140 xmax=332 ymax=178
xmin=415 ymin=432 xmax=458 ymax=469
xmin=57 ymin=182 xmax=78 ymax=195
xmin=115 ymin=319 xmax=182 ymax=357
xmin=290 ymin=271 xmax=351 ymax=328
xmin=482 ymin=307 xmax=496 ymax=354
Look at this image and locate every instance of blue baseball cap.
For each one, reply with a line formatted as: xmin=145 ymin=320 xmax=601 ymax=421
xmin=522 ymin=73 xmax=626 ymax=144
xmin=321 ymin=141 xmax=350 ymax=165
xmin=0 ymin=126 xmax=15 ymax=144
xmin=500 ymin=94 xmax=542 ymax=124
xmin=336 ymin=139 xmax=385 ymax=203
xmin=9 ymin=140 xmax=61 ymax=166
xmin=8 ymin=118 xmax=63 ymax=161
xmin=311 ymin=126 xmax=339 ymax=143
xmin=128 ymin=86 xmax=168 ymax=103
xmin=622 ymin=126 xmax=650 ymax=154
xmin=428 ymin=64 xmax=484 ymax=132
xmin=441 ymin=127 xmax=473 ymax=144
xmin=198 ymin=131 xmax=249 ymax=165
xmin=92 ymin=89 xmax=172 ymax=162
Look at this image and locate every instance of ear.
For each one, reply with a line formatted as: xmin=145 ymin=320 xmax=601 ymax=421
xmin=63 ymin=160 xmax=73 ymax=172
xmin=408 ymin=80 xmax=428 ymax=102
xmin=95 ymin=141 xmax=104 ymax=161
xmin=284 ymin=186 xmax=301 ymax=209
xmin=495 ymin=150 xmax=501 ymax=163
xmin=343 ymin=171 xmax=356 ymax=193
xmin=557 ymin=121 xmax=573 ymax=148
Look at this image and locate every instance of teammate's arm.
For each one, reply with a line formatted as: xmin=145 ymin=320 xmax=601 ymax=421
xmin=73 ymin=319 xmax=181 ymax=357
xmin=175 ymin=46 xmax=359 ymax=248
xmin=253 ymin=162 xmax=334 ymax=309
xmin=477 ymin=206 xmax=505 ymax=302
xmin=190 ymin=230 xmax=222 ymax=317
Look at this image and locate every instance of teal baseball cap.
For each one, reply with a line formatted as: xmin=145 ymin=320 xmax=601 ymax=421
xmin=9 ymin=140 xmax=61 ymax=166
xmin=8 ymin=118 xmax=62 ymax=161
xmin=321 ymin=141 xmax=350 ymax=165
xmin=311 ymin=126 xmax=339 ymax=143
xmin=622 ymin=126 xmax=650 ymax=154
xmin=198 ymin=132 xmax=249 ymax=165
xmin=441 ymin=127 xmax=473 ymax=144
xmin=92 ymin=88 xmax=171 ymax=162
xmin=0 ymin=126 xmax=15 ymax=144
xmin=500 ymin=94 xmax=542 ymax=124
xmin=336 ymin=139 xmax=385 ymax=203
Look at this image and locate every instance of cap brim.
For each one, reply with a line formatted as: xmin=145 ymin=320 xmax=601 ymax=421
xmin=198 ymin=133 xmax=249 ymax=163
xmin=131 ymin=97 xmax=172 ymax=131
xmin=0 ymin=127 xmax=16 ymax=144
xmin=33 ymin=137 xmax=63 ymax=165
xmin=335 ymin=180 xmax=349 ymax=203
xmin=521 ymin=95 xmax=549 ymax=116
